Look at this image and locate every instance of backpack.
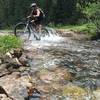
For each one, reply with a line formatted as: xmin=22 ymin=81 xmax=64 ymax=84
xmin=39 ymin=8 xmax=45 ymax=19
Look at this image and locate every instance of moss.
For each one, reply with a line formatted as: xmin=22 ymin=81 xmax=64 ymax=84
xmin=62 ymin=85 xmax=87 ymax=97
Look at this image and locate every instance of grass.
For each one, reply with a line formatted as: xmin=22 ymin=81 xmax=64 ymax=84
xmin=55 ymin=23 xmax=96 ymax=37
xmin=0 ymin=35 xmax=23 ymax=53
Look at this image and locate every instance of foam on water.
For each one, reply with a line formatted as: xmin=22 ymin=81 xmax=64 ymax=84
xmin=24 ymin=28 xmax=64 ymax=49
xmin=41 ymin=34 xmax=63 ymax=42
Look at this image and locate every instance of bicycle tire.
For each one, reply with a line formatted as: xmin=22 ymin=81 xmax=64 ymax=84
xmin=14 ymin=22 xmax=31 ymax=40
xmin=41 ymin=27 xmax=49 ymax=37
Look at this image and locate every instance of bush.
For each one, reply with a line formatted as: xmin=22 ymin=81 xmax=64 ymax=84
xmin=0 ymin=35 xmax=22 ymax=53
xmin=90 ymin=9 xmax=100 ymax=39
xmin=84 ymin=3 xmax=100 ymax=39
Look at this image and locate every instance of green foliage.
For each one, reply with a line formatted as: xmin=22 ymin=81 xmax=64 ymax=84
xmin=56 ymin=23 xmax=96 ymax=36
xmin=84 ymin=3 xmax=100 ymax=17
xmin=0 ymin=35 xmax=22 ymax=53
xmin=83 ymin=2 xmax=100 ymax=39
xmin=0 ymin=0 xmax=99 ymax=27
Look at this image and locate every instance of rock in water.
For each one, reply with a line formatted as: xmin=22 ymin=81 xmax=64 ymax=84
xmin=0 ymin=86 xmax=13 ymax=100
xmin=25 ymin=88 xmax=41 ymax=100
xmin=13 ymin=48 xmax=23 ymax=58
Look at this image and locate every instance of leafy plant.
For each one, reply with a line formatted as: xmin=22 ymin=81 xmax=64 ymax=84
xmin=90 ymin=4 xmax=100 ymax=39
xmin=0 ymin=35 xmax=22 ymax=53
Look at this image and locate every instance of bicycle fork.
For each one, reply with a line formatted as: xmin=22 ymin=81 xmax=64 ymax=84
xmin=24 ymin=23 xmax=31 ymax=39
xmin=30 ymin=26 xmax=41 ymax=40
xmin=24 ymin=23 xmax=29 ymax=33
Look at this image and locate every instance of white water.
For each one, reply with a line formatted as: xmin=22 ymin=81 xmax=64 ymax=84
xmin=41 ymin=33 xmax=63 ymax=42
xmin=24 ymin=28 xmax=64 ymax=49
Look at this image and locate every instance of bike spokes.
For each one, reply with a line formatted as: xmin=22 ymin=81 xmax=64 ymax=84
xmin=14 ymin=23 xmax=30 ymax=41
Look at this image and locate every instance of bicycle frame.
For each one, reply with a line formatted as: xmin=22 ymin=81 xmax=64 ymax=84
xmin=25 ymin=18 xmax=40 ymax=40
xmin=14 ymin=17 xmax=49 ymax=40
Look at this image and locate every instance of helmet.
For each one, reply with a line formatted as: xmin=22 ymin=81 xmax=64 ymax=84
xmin=30 ymin=3 xmax=37 ymax=8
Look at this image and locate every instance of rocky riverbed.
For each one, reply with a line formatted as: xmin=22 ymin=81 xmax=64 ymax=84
xmin=0 ymin=29 xmax=100 ymax=100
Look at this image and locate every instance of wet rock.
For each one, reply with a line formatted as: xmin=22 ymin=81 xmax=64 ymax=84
xmin=0 ymin=73 xmax=32 ymax=100
xmin=84 ymin=79 xmax=97 ymax=91
xmin=61 ymin=84 xmax=90 ymax=99
xmin=43 ymin=59 xmax=59 ymax=70
xmin=37 ymin=69 xmax=55 ymax=83
xmin=37 ymin=68 xmax=73 ymax=84
xmin=0 ymin=64 xmax=9 ymax=77
xmin=37 ymin=84 xmax=52 ymax=93
xmin=75 ymin=70 xmax=89 ymax=79
xmin=96 ymin=79 xmax=100 ymax=88
xmin=5 ymin=48 xmax=23 ymax=59
xmin=0 ymin=94 xmax=11 ymax=100
xmin=6 ymin=52 xmax=13 ymax=58
xmin=0 ymin=86 xmax=9 ymax=98
xmin=19 ymin=55 xmax=28 ymax=66
xmin=93 ymin=89 xmax=100 ymax=100
xmin=18 ymin=66 xmax=29 ymax=72
xmin=0 ymin=86 xmax=13 ymax=100
xmin=0 ymin=59 xmax=2 ymax=64
xmin=2 ymin=55 xmax=22 ymax=67
xmin=51 ymin=83 xmax=62 ymax=91
xmin=4 ymin=49 xmax=25 ymax=67
xmin=9 ymin=58 xmax=22 ymax=66
xmin=2 ymin=55 xmax=12 ymax=63
xmin=25 ymin=88 xmax=41 ymax=100
xmin=13 ymin=48 xmax=23 ymax=58
xmin=62 ymin=84 xmax=87 ymax=96
xmin=54 ymin=68 xmax=74 ymax=81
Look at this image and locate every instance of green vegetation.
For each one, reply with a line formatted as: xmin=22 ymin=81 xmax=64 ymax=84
xmin=54 ymin=2 xmax=99 ymax=38
xmin=0 ymin=35 xmax=22 ymax=53
xmin=0 ymin=0 xmax=99 ymax=27
xmin=56 ymin=23 xmax=96 ymax=36
xmin=0 ymin=0 xmax=99 ymax=39
xmin=83 ymin=3 xmax=100 ymax=18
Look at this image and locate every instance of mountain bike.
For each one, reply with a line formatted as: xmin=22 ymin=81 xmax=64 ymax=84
xmin=14 ymin=17 xmax=49 ymax=40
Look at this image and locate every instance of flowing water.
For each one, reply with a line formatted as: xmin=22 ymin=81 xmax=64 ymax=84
xmin=0 ymin=28 xmax=100 ymax=100
xmin=22 ymin=28 xmax=100 ymax=99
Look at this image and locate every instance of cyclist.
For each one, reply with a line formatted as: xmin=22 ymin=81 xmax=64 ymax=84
xmin=27 ymin=3 xmax=45 ymax=39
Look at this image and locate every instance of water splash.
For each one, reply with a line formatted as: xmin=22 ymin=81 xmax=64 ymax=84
xmin=29 ymin=27 xmax=63 ymax=42
xmin=41 ymin=34 xmax=63 ymax=42
xmin=24 ymin=28 xmax=64 ymax=49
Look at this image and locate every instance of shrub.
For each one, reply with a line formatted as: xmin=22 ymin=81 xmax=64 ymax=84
xmin=0 ymin=35 xmax=22 ymax=53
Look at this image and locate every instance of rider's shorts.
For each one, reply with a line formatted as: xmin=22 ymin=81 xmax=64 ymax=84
xmin=34 ymin=16 xmax=43 ymax=25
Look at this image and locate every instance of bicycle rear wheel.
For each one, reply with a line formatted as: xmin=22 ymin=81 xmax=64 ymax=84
xmin=14 ymin=22 xmax=31 ymax=40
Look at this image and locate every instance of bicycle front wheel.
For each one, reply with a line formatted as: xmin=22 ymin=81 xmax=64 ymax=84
xmin=14 ymin=22 xmax=31 ymax=40
xmin=41 ymin=27 xmax=49 ymax=37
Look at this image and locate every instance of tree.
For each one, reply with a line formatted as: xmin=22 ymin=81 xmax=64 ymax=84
xmin=0 ymin=0 xmax=99 ymax=28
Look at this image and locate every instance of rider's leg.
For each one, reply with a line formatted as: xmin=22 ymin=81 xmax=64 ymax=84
xmin=39 ymin=24 xmax=42 ymax=33
xmin=36 ymin=24 xmax=42 ymax=33
xmin=34 ymin=19 xmax=42 ymax=40
xmin=34 ymin=24 xmax=41 ymax=40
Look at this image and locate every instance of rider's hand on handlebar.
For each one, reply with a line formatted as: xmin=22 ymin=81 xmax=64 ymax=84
xmin=31 ymin=20 xmax=35 ymax=23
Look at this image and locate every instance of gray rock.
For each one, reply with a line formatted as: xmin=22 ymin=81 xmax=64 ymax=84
xmin=0 ymin=59 xmax=2 ymax=64
xmin=0 ymin=64 xmax=9 ymax=77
